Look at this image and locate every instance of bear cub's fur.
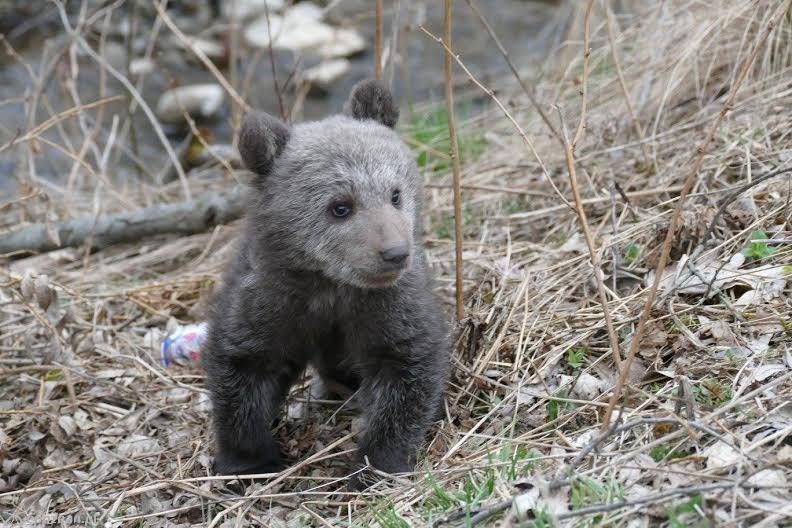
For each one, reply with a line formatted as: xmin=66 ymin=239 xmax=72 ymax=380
xmin=202 ymin=80 xmax=449 ymax=490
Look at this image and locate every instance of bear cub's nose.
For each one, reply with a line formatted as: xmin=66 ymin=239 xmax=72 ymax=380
xmin=380 ymin=245 xmax=410 ymax=268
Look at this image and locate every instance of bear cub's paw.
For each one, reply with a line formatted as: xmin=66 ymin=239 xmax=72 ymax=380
xmin=213 ymin=450 xmax=284 ymax=479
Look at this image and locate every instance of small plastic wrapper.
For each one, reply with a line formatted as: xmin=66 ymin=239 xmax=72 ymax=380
xmin=161 ymin=322 xmax=207 ymax=367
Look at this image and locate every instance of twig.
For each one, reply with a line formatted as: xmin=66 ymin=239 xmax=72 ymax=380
xmin=683 ymin=259 xmax=745 ymax=322
xmin=696 ymin=166 xmax=792 ymax=254
xmin=507 ymin=185 xmax=685 ymax=220
xmin=0 ymin=96 xmax=125 ymax=154
xmin=152 ymin=1 xmax=248 ymax=113
xmin=462 ymin=0 xmax=559 ymax=140
xmin=562 ymin=417 xmax=743 ymax=476
xmin=557 ymin=482 xmax=732 ymax=520
xmin=433 ymin=498 xmax=511 ymax=527
xmin=443 ymin=0 xmax=464 ymax=321
xmin=374 ymin=0 xmax=383 ymax=80
xmin=556 ymin=107 xmax=622 ymax=370
xmin=420 ymin=25 xmax=568 ymax=209
xmin=608 ymin=180 xmax=619 ymax=292
xmin=600 ymin=0 xmax=792 ymax=430
xmin=262 ymin=0 xmax=285 ymax=120
xmin=572 ymin=0 xmax=594 ymax=148
xmin=206 ymin=432 xmax=355 ymax=528
xmin=604 ymin=0 xmax=653 ymax=168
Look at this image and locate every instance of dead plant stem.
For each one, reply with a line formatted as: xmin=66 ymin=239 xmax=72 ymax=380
xmin=443 ymin=0 xmax=464 ymax=321
xmin=375 ymin=0 xmax=384 ymax=80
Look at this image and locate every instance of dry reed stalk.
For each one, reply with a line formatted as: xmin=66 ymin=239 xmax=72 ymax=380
xmin=557 ymin=109 xmax=623 ymax=370
xmin=603 ymin=0 xmax=653 ymax=168
xmin=463 ymin=0 xmax=560 ymax=140
xmin=262 ymin=0 xmax=285 ymax=120
xmin=443 ymin=0 xmax=465 ymax=321
xmin=375 ymin=0 xmax=384 ymax=81
xmin=552 ymin=0 xmax=622 ymax=372
xmin=572 ymin=0 xmax=594 ymax=147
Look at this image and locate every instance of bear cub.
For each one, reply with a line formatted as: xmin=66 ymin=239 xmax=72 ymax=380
xmin=202 ymin=80 xmax=450 ymax=490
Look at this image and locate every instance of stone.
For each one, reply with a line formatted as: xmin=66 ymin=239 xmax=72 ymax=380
xmin=129 ymin=58 xmax=155 ymax=76
xmin=303 ymin=59 xmax=351 ymax=92
xmin=223 ymin=0 xmax=285 ymax=20
xmin=155 ymin=84 xmax=225 ymax=124
xmin=321 ymin=28 xmax=366 ymax=58
xmin=243 ymin=2 xmax=365 ymax=58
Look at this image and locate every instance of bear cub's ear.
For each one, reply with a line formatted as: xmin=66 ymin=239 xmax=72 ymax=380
xmin=343 ymin=79 xmax=399 ymax=129
xmin=238 ymin=111 xmax=291 ymax=178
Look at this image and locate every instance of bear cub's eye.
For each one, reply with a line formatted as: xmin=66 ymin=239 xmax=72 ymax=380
xmin=331 ymin=202 xmax=353 ymax=218
xmin=391 ymin=189 xmax=402 ymax=206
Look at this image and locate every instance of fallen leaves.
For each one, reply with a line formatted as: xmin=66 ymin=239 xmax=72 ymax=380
xmin=653 ymin=252 xmax=788 ymax=306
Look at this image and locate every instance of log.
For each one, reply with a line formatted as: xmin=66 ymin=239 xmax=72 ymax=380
xmin=0 ymin=188 xmax=246 ymax=256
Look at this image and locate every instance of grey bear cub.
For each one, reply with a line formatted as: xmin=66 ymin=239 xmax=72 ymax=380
xmin=202 ymin=80 xmax=450 ymax=490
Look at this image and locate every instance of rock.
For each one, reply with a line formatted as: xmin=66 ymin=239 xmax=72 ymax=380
xmin=129 ymin=58 xmax=155 ymax=76
xmin=243 ymin=13 xmax=285 ymax=48
xmin=285 ymin=1 xmax=323 ymax=21
xmin=244 ymin=3 xmax=365 ymax=58
xmin=103 ymin=41 xmax=128 ymax=70
xmin=155 ymin=84 xmax=225 ymax=124
xmin=223 ymin=0 xmax=285 ymax=20
xmin=303 ymin=59 xmax=351 ymax=92
xmin=704 ymin=442 xmax=741 ymax=469
xmin=186 ymin=37 xmax=225 ymax=60
xmin=321 ymin=28 xmax=366 ymax=58
xmin=245 ymin=13 xmax=334 ymax=53
xmin=187 ymin=144 xmax=242 ymax=168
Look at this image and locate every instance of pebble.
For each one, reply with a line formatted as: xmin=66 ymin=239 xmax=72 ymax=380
xmin=186 ymin=37 xmax=226 ymax=60
xmin=244 ymin=2 xmax=366 ymax=60
xmin=223 ymin=0 xmax=285 ymax=20
xmin=321 ymin=28 xmax=367 ymax=59
xmin=244 ymin=13 xmax=335 ymax=53
xmin=155 ymin=84 xmax=225 ymax=124
xmin=129 ymin=57 xmax=155 ymax=76
xmin=303 ymin=59 xmax=351 ymax=92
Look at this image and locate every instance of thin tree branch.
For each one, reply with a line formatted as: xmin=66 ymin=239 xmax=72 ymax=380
xmin=374 ymin=0 xmax=384 ymax=80
xmin=420 ymin=26 xmax=570 ymax=210
xmin=463 ymin=0 xmax=560 ymax=140
xmin=262 ymin=0 xmax=285 ymax=120
xmin=572 ymin=0 xmax=594 ymax=148
xmin=604 ymin=0 xmax=654 ymax=169
xmin=443 ymin=0 xmax=464 ymax=321
xmin=557 ymin=107 xmax=623 ymax=371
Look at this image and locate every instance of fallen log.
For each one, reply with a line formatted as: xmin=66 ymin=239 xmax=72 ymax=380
xmin=0 ymin=188 xmax=246 ymax=256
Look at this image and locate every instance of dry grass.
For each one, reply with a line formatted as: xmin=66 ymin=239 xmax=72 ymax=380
xmin=1 ymin=1 xmax=791 ymax=526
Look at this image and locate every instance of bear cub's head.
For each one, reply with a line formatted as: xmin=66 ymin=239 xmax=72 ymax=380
xmin=238 ymin=80 xmax=421 ymax=289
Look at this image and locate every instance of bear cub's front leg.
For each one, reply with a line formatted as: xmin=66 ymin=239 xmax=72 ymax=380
xmin=350 ymin=344 xmax=447 ymax=490
xmin=203 ymin=349 xmax=303 ymax=477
